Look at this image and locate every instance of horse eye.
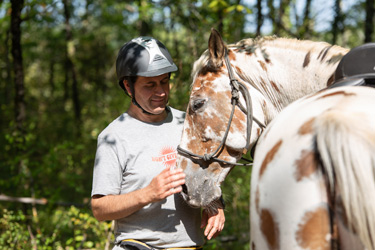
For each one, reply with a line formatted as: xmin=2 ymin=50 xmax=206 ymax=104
xmin=191 ymin=99 xmax=206 ymax=112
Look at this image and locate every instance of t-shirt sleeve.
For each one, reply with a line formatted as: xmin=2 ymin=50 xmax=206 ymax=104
xmin=91 ymin=133 xmax=124 ymax=197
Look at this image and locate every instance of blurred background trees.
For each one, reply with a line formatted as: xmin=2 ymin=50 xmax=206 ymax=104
xmin=0 ymin=0 xmax=374 ymax=249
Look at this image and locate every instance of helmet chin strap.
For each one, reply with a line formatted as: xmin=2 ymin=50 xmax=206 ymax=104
xmin=132 ymin=97 xmax=166 ymax=116
xmin=127 ymin=88 xmax=156 ymax=115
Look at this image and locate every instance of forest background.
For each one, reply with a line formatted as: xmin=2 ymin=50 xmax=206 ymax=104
xmin=1 ymin=0 xmax=374 ymax=249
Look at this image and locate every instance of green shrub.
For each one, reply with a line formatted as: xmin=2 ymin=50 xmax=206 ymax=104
xmin=0 ymin=207 xmax=113 ymax=250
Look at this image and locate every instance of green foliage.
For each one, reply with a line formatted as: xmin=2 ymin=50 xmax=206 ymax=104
xmin=0 ymin=207 xmax=112 ymax=250
xmin=0 ymin=209 xmax=29 ymax=249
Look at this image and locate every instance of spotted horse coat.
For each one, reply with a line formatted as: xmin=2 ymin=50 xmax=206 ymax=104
xmin=251 ymin=86 xmax=375 ymax=250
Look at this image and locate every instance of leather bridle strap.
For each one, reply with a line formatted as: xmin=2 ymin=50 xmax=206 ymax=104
xmin=223 ymin=49 xmax=266 ymax=136
xmin=177 ymin=49 xmax=265 ymax=167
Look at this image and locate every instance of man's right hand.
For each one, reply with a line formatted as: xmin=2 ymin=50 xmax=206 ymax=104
xmin=146 ymin=167 xmax=186 ymax=203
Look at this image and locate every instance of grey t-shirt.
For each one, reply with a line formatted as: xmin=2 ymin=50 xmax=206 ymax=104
xmin=91 ymin=107 xmax=204 ymax=248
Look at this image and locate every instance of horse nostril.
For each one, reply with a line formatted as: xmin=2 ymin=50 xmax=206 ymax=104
xmin=181 ymin=184 xmax=188 ymax=195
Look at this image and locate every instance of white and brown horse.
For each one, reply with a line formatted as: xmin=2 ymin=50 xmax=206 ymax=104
xmin=175 ymin=29 xmax=375 ymax=249
xmin=176 ymin=29 xmax=347 ymax=209
xmin=251 ymin=86 xmax=375 ymax=250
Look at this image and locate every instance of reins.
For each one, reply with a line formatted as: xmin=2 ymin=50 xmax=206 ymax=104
xmin=177 ymin=49 xmax=266 ymax=167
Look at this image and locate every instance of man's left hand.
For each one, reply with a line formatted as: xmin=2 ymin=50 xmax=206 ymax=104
xmin=201 ymin=208 xmax=225 ymax=240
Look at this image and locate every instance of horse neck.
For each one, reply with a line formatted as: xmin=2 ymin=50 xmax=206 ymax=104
xmin=231 ymin=39 xmax=348 ymax=121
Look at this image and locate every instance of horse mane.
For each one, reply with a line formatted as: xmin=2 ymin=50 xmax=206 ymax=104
xmin=191 ymin=37 xmax=348 ymax=83
xmin=191 ymin=50 xmax=210 ymax=82
xmin=231 ymin=36 xmax=347 ymax=56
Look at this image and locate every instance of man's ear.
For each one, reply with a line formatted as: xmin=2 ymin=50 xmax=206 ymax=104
xmin=123 ymin=80 xmax=132 ymax=97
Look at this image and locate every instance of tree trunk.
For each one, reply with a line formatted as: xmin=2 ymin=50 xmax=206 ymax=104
xmin=300 ymin=0 xmax=312 ymax=39
xmin=62 ymin=0 xmax=81 ymax=131
xmin=11 ymin=0 xmax=25 ymax=133
xmin=4 ymin=28 xmax=13 ymax=107
xmin=140 ymin=20 xmax=150 ymax=36
xmin=256 ymin=0 xmax=263 ymax=36
xmin=276 ymin=0 xmax=291 ymax=36
xmin=63 ymin=61 xmax=69 ymax=101
xmin=71 ymin=64 xmax=80 ymax=124
xmin=332 ymin=0 xmax=343 ymax=44
xmin=138 ymin=0 xmax=151 ymax=36
xmin=10 ymin=0 xmax=38 ymax=231
xmin=267 ymin=0 xmax=276 ymax=34
xmin=365 ymin=0 xmax=375 ymax=43
xmin=216 ymin=4 xmax=224 ymax=36
xmin=49 ymin=59 xmax=55 ymax=97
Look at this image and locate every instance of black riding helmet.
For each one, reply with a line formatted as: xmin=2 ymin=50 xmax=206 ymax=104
xmin=332 ymin=43 xmax=375 ymax=88
xmin=116 ymin=36 xmax=178 ymax=95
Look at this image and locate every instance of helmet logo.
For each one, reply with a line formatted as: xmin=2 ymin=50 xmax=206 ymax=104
xmin=132 ymin=37 xmax=170 ymax=72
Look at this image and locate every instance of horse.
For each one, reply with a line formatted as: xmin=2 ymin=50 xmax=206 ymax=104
xmin=176 ymin=28 xmax=347 ymax=211
xmin=250 ymin=85 xmax=375 ymax=250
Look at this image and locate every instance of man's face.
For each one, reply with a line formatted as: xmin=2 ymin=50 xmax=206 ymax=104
xmin=131 ymin=73 xmax=170 ymax=115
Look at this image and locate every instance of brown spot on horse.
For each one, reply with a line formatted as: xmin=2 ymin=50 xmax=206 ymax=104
xmin=261 ymin=209 xmax=280 ymax=250
xmin=235 ymin=66 xmax=244 ymax=76
xmin=270 ymin=81 xmax=280 ymax=93
xmin=303 ymin=51 xmax=311 ymax=68
xmin=319 ymin=90 xmax=356 ymax=99
xmin=298 ymin=117 xmax=315 ymax=135
xmin=259 ymin=140 xmax=282 ymax=179
xmin=294 ymin=150 xmax=318 ymax=182
xmin=296 ymin=206 xmax=330 ymax=250
xmin=317 ymin=46 xmax=333 ymax=62
xmin=228 ymin=49 xmax=236 ymax=61
xmin=258 ymin=60 xmax=267 ymax=72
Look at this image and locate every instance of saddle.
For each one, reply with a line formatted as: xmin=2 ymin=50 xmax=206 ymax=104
xmin=329 ymin=43 xmax=375 ymax=89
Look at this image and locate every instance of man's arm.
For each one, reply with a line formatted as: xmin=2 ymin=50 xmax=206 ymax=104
xmin=91 ymin=167 xmax=186 ymax=221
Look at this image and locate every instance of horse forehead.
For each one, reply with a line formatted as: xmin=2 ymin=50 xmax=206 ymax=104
xmin=191 ymin=70 xmax=229 ymax=94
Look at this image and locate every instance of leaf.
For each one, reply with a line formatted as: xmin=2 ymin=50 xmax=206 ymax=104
xmin=208 ymin=1 xmax=218 ymax=9
xmin=236 ymin=5 xmax=244 ymax=12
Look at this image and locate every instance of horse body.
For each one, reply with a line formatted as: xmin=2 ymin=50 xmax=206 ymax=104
xmin=177 ymin=29 xmax=347 ymax=210
xmin=251 ymin=86 xmax=375 ymax=250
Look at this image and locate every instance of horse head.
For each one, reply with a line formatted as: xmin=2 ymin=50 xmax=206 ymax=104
xmin=177 ymin=29 xmax=266 ymax=210
xmin=177 ymin=29 xmax=348 ymax=211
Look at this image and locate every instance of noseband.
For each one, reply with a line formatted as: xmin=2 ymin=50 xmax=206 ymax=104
xmin=177 ymin=49 xmax=266 ymax=166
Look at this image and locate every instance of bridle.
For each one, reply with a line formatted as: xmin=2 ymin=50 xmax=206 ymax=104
xmin=177 ymin=49 xmax=266 ymax=167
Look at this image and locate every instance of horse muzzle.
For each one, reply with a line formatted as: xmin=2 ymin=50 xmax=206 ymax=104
xmin=179 ymin=162 xmax=223 ymax=208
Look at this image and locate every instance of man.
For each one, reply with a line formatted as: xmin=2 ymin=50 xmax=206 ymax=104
xmin=91 ymin=36 xmax=225 ymax=250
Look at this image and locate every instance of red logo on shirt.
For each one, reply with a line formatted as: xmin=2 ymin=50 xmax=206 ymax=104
xmin=152 ymin=146 xmax=177 ymax=168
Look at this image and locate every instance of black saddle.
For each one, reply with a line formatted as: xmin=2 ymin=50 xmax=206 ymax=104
xmin=329 ymin=42 xmax=375 ymax=89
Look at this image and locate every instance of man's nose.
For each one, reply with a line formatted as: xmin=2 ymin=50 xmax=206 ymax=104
xmin=154 ymin=83 xmax=167 ymax=95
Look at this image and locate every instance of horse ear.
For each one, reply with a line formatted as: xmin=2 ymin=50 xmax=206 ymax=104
xmin=208 ymin=28 xmax=226 ymax=68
